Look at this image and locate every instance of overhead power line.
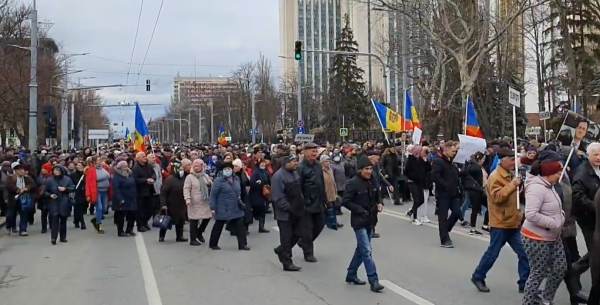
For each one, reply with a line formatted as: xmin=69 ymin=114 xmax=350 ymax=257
xmin=135 ymin=0 xmax=165 ymax=85
xmin=125 ymin=0 xmax=145 ymax=88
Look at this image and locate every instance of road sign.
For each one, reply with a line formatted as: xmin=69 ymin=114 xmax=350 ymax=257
xmin=88 ymin=129 xmax=109 ymax=140
xmin=339 ymin=128 xmax=348 ymax=137
xmin=294 ymin=134 xmax=314 ymax=142
xmin=539 ymin=111 xmax=551 ymax=120
xmin=297 ymin=120 xmax=304 ymax=128
xmin=508 ymin=87 xmax=521 ymax=108
xmin=297 ymin=127 xmax=305 ymax=134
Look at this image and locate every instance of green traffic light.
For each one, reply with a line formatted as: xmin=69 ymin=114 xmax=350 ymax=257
xmin=295 ymin=53 xmax=302 ymax=60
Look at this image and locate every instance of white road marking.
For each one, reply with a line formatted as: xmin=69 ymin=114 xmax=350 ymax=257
xmin=381 ymin=210 xmax=490 ymax=242
xmin=380 ymin=279 xmax=436 ymax=305
xmin=135 ymin=233 xmax=164 ymax=305
xmin=272 ymin=226 xmax=280 ymax=232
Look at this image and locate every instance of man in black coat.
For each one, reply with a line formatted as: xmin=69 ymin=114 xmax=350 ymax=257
xmin=132 ymin=152 xmax=156 ymax=232
xmin=297 ymin=143 xmax=326 ymax=262
xmin=272 ymin=155 xmax=303 ymax=271
xmin=343 ymin=155 xmax=385 ymax=293
xmin=431 ymin=141 xmax=461 ymax=248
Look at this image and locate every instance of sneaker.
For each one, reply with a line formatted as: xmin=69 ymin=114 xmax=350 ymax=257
xmin=460 ymin=220 xmax=470 ymax=227
xmin=471 ymin=277 xmax=490 ymax=292
xmin=469 ymin=229 xmax=483 ymax=235
xmin=440 ymin=241 xmax=454 ymax=248
xmin=371 ymin=232 xmax=381 ymax=238
xmin=19 ymin=231 xmax=28 ymax=236
xmin=412 ymin=219 xmax=423 ymax=226
xmin=421 ymin=216 xmax=431 ymax=223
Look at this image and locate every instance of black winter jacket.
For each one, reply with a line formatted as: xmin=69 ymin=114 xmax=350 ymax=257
xmin=298 ymin=159 xmax=326 ymax=214
xmin=405 ymin=155 xmax=430 ymax=188
xmin=431 ymin=155 xmax=461 ymax=198
xmin=132 ymin=161 xmax=156 ymax=198
xmin=572 ymin=160 xmax=598 ymax=231
xmin=343 ymin=174 xmax=380 ymax=229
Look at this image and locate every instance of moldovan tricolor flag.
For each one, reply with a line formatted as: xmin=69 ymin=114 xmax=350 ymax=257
xmin=371 ymin=99 xmax=404 ymax=133
xmin=465 ymin=96 xmax=484 ymax=139
xmin=403 ymin=90 xmax=421 ymax=131
xmin=133 ymin=103 xmax=150 ymax=152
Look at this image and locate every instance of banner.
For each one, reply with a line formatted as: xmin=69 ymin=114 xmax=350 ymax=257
xmin=453 ymin=134 xmax=487 ymax=164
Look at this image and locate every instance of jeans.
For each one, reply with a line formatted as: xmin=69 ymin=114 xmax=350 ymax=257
xmin=436 ymin=195 xmax=462 ymax=244
xmin=325 ymin=203 xmax=338 ymax=229
xmin=6 ymin=206 xmax=29 ymax=233
xmin=95 ymin=191 xmax=108 ymax=224
xmin=347 ymin=227 xmax=378 ymax=282
xmin=472 ymin=228 xmax=530 ymax=288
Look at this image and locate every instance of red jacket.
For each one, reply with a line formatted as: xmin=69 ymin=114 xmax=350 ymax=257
xmin=85 ymin=164 xmax=112 ymax=204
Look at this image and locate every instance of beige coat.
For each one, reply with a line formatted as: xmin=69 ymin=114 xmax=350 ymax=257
xmin=183 ymin=173 xmax=212 ymax=220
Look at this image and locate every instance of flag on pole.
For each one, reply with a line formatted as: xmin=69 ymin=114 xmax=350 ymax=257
xmin=217 ymin=125 xmax=229 ymax=146
xmin=124 ymin=127 xmax=131 ymax=141
xmin=133 ymin=103 xmax=149 ymax=152
xmin=371 ymin=99 xmax=404 ymax=133
xmin=403 ymin=90 xmax=421 ymax=131
xmin=466 ymin=96 xmax=484 ymax=138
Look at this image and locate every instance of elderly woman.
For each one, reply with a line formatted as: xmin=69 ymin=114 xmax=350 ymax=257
xmin=184 ymin=159 xmax=213 ymax=246
xmin=209 ymin=162 xmax=250 ymax=251
xmin=521 ymin=160 xmax=567 ymax=305
xmin=321 ymin=154 xmax=341 ymax=230
xmin=85 ymin=156 xmax=111 ymax=234
xmin=249 ymin=158 xmax=271 ymax=233
xmin=159 ymin=160 xmax=188 ymax=243
xmin=112 ymin=160 xmax=137 ymax=237
xmin=45 ymin=166 xmax=75 ymax=245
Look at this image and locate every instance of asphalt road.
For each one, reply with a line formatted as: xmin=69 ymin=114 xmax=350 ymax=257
xmin=0 ymin=198 xmax=591 ymax=305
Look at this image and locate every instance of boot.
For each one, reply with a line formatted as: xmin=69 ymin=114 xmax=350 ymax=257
xmin=258 ymin=217 xmax=270 ymax=233
xmin=369 ymin=280 xmax=384 ymax=292
xmin=283 ymin=263 xmax=302 ymax=271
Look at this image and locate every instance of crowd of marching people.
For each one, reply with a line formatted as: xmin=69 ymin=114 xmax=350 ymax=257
xmin=1 ymin=135 xmax=600 ymax=303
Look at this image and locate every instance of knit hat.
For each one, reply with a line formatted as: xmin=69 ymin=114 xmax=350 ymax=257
xmin=540 ymin=160 xmax=562 ymax=176
xmin=11 ymin=161 xmax=23 ymax=170
xmin=116 ymin=160 xmax=129 ymax=170
xmin=357 ymin=155 xmax=371 ymax=170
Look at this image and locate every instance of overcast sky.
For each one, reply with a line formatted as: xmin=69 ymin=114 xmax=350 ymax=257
xmin=21 ymin=0 xmax=280 ymax=134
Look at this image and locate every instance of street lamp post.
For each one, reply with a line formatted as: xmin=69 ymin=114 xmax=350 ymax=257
xmin=28 ymin=0 xmax=38 ymax=149
xmin=59 ymin=53 xmax=89 ymax=151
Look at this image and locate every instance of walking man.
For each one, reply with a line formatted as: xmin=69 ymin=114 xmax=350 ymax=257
xmin=431 ymin=141 xmax=462 ymax=248
xmin=471 ymin=148 xmax=529 ymax=293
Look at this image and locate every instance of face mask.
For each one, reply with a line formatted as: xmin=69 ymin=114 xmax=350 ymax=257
xmin=223 ymin=168 xmax=233 ymax=177
xmin=333 ymin=156 xmax=341 ymax=163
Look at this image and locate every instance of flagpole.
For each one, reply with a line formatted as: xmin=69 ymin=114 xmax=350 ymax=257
xmin=371 ymin=99 xmax=391 ymax=145
xmin=465 ymin=96 xmax=469 ymax=135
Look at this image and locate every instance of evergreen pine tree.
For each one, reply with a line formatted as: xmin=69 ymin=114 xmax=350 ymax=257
xmin=324 ymin=14 xmax=369 ymax=136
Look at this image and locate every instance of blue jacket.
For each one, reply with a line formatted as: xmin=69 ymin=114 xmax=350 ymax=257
xmin=210 ymin=175 xmax=243 ymax=221
xmin=45 ymin=175 xmax=75 ymax=217
xmin=112 ymin=171 xmax=138 ymax=211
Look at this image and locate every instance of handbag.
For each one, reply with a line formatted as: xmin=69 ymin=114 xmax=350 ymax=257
xmin=261 ymin=185 xmax=272 ymax=200
xmin=152 ymin=212 xmax=172 ymax=230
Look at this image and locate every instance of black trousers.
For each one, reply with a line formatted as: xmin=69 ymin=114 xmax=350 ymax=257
xmin=159 ymin=220 xmax=184 ymax=240
xmin=276 ymin=217 xmax=302 ymax=265
xmin=436 ymin=195 xmax=461 ymax=244
xmin=41 ymin=208 xmax=50 ymax=231
xmin=73 ymin=201 xmax=87 ymax=227
xmin=408 ymin=182 xmax=424 ymax=219
xmin=389 ymin=177 xmax=401 ymax=204
xmin=467 ymin=191 xmax=485 ymax=227
xmin=189 ymin=218 xmax=210 ymax=241
xmin=136 ymin=196 xmax=153 ymax=228
xmin=298 ymin=211 xmax=325 ymax=257
xmin=115 ymin=210 xmax=136 ymax=234
xmin=209 ymin=218 xmax=247 ymax=249
xmin=50 ymin=215 xmax=67 ymax=241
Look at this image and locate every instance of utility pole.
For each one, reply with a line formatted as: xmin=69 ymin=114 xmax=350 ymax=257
xmin=367 ymin=0 xmax=372 ymax=95
xmin=188 ymin=110 xmax=191 ymax=141
xmin=28 ymin=0 xmax=38 ymax=149
xmin=210 ymin=101 xmax=215 ymax=143
xmin=251 ymin=90 xmax=256 ymax=144
xmin=60 ymin=57 xmax=69 ymax=151
xmin=198 ymin=104 xmax=202 ymax=143
xmin=227 ymin=94 xmax=232 ymax=132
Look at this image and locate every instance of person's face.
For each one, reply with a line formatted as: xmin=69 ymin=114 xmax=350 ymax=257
xmin=190 ymin=151 xmax=199 ymax=160
xmin=183 ymin=163 xmax=192 ymax=173
xmin=575 ymin=121 xmax=589 ymax=141
xmin=420 ymin=148 xmax=429 ymax=159
xmin=192 ymin=162 xmax=203 ymax=173
xmin=500 ymin=156 xmax=516 ymax=171
xmin=286 ymin=160 xmax=299 ymax=171
xmin=359 ymin=166 xmax=373 ymax=179
xmin=138 ymin=154 xmax=148 ymax=165
xmin=76 ymin=163 xmax=84 ymax=171
xmin=15 ymin=168 xmax=25 ymax=176
xmin=547 ymin=167 xmax=563 ymax=185
xmin=147 ymin=155 xmax=156 ymax=164
xmin=67 ymin=163 xmax=75 ymax=171
xmin=322 ymin=160 xmax=330 ymax=169
xmin=224 ymin=155 xmax=233 ymax=163
xmin=234 ymin=165 xmax=242 ymax=173
xmin=589 ymin=150 xmax=600 ymax=167
xmin=305 ymin=148 xmax=318 ymax=161
xmin=443 ymin=145 xmax=459 ymax=159
xmin=526 ymin=151 xmax=536 ymax=160
xmin=53 ymin=168 xmax=61 ymax=176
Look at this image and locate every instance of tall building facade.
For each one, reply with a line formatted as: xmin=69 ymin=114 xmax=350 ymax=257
xmin=279 ymin=0 xmax=388 ymax=100
xmin=498 ymin=0 xmax=525 ymax=81
xmin=172 ymin=76 xmax=237 ymax=105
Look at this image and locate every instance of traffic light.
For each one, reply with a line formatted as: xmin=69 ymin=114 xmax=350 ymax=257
xmin=294 ymin=41 xmax=302 ymax=61
xmin=48 ymin=120 xmax=57 ymax=138
xmin=146 ymin=79 xmax=151 ymax=91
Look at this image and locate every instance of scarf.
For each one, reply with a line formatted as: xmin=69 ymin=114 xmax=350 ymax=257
xmin=192 ymin=171 xmax=209 ymax=201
